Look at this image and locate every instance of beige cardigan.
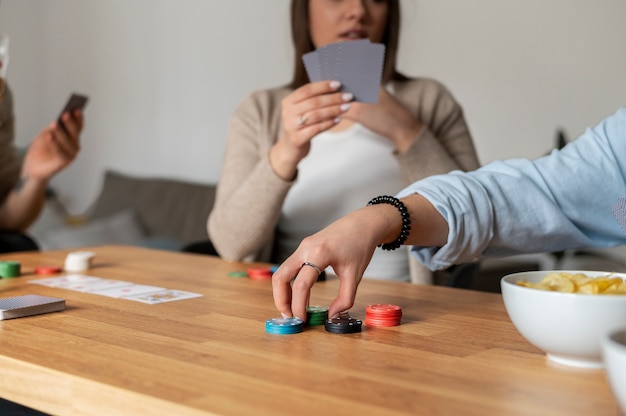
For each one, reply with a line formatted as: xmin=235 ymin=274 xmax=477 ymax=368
xmin=208 ymin=77 xmax=480 ymax=283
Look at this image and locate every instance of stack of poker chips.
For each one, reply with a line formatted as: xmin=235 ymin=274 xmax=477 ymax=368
xmin=306 ymin=306 xmax=329 ymax=326
xmin=265 ymin=317 xmax=304 ymax=335
xmin=324 ymin=311 xmax=362 ymax=334
xmin=0 ymin=260 xmax=20 ymax=278
xmin=365 ymin=304 xmax=402 ymax=327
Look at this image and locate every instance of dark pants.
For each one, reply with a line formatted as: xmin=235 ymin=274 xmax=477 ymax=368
xmin=0 ymin=398 xmax=48 ymax=415
xmin=0 ymin=231 xmax=39 ymax=254
xmin=181 ymin=239 xmax=218 ymax=256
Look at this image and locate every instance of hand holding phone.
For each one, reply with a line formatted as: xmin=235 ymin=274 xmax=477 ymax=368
xmin=58 ymin=93 xmax=88 ymax=132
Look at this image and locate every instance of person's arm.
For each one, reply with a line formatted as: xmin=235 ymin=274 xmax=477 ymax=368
xmin=273 ymin=108 xmax=626 ymax=321
xmin=405 ymin=109 xmax=626 ymax=270
xmin=0 ymin=110 xmax=83 ymax=231
xmin=208 ymin=91 xmax=292 ymax=261
xmin=272 ymin=193 xmax=446 ymax=320
xmin=208 ymin=84 xmax=351 ymax=261
xmin=0 ymin=176 xmax=49 ymax=231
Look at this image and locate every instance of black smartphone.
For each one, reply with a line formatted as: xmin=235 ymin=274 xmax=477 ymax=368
xmin=57 ymin=93 xmax=88 ymax=131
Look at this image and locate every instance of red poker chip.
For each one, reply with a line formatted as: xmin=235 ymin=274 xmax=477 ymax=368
xmin=35 ymin=266 xmax=63 ymax=275
xmin=247 ymin=267 xmax=272 ymax=280
xmin=366 ymin=304 xmax=402 ymax=315
xmin=365 ymin=304 xmax=402 ymax=327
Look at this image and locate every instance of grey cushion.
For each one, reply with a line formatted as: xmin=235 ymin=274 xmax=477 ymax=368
xmin=36 ymin=210 xmax=147 ymax=250
xmin=87 ymin=170 xmax=216 ymax=245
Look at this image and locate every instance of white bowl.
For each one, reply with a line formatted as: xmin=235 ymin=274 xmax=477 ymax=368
xmin=500 ymin=270 xmax=626 ymax=368
xmin=603 ymin=328 xmax=626 ymax=413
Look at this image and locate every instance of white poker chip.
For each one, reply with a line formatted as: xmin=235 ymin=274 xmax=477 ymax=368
xmin=64 ymin=251 xmax=95 ymax=272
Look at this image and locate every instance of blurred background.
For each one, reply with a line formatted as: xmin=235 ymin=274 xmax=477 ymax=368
xmin=1 ymin=0 xmax=624 ymax=214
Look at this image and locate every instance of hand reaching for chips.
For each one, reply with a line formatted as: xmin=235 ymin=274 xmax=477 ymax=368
xmin=517 ymin=272 xmax=626 ymax=294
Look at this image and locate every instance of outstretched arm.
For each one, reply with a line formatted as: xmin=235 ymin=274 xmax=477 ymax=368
xmin=272 ymin=194 xmax=448 ymax=320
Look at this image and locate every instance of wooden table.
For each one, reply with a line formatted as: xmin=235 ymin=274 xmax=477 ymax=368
xmin=0 ymin=246 xmax=619 ymax=415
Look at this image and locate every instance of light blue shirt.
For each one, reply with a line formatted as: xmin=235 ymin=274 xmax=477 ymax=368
xmin=397 ymin=108 xmax=626 ymax=270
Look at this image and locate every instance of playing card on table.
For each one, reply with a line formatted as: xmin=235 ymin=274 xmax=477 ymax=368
xmin=93 ymin=284 xmax=166 ymax=299
xmin=64 ymin=278 xmax=134 ymax=293
xmin=28 ymin=274 xmax=102 ymax=287
xmin=125 ymin=289 xmax=203 ymax=304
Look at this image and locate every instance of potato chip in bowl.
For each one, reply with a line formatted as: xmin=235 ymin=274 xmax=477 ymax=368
xmin=501 ymin=270 xmax=626 ymax=368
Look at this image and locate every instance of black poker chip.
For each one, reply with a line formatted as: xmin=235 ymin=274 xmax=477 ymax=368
xmin=324 ymin=313 xmax=362 ymax=334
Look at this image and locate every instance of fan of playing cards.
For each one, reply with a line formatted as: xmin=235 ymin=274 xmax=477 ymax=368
xmin=302 ymin=39 xmax=386 ymax=104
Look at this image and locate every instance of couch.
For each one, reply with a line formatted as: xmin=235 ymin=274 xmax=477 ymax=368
xmin=29 ymin=170 xmax=217 ymax=252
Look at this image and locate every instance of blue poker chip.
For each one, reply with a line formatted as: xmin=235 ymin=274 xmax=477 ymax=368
xmin=265 ymin=317 xmax=304 ymax=335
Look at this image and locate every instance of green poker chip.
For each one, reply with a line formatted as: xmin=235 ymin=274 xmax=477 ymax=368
xmin=306 ymin=306 xmax=329 ymax=326
xmin=227 ymin=271 xmax=248 ymax=278
xmin=0 ymin=261 xmax=21 ymax=278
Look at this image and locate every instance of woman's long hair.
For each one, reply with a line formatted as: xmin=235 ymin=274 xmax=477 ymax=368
xmin=288 ymin=0 xmax=408 ymax=89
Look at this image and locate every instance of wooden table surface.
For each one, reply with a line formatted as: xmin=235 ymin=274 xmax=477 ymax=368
xmin=0 ymin=246 xmax=619 ymax=416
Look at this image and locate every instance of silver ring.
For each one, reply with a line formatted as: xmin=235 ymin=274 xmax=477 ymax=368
xmin=296 ymin=114 xmax=308 ymax=127
xmin=302 ymin=261 xmax=322 ymax=275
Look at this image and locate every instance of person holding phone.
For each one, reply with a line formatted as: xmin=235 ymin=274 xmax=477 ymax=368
xmin=208 ymin=0 xmax=480 ymax=285
xmin=0 ymin=82 xmax=85 ymax=253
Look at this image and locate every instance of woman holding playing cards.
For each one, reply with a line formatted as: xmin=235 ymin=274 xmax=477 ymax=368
xmin=208 ymin=0 xmax=480 ymax=285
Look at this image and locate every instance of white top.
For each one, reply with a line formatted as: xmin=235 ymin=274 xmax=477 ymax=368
xmin=277 ymin=122 xmax=410 ymax=282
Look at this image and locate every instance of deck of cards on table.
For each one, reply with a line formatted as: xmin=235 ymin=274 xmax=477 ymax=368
xmin=302 ymin=39 xmax=385 ymax=103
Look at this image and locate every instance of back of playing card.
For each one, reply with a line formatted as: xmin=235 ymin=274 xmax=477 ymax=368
xmin=302 ymin=50 xmax=322 ymax=83
xmin=336 ymin=40 xmax=385 ymax=103
xmin=0 ymin=294 xmax=65 ymax=320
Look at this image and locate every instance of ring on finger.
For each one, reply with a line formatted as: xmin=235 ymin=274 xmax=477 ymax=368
xmin=296 ymin=114 xmax=308 ymax=127
xmin=301 ymin=261 xmax=322 ymax=275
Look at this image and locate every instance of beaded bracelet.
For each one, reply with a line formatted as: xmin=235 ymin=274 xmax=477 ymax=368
xmin=366 ymin=195 xmax=411 ymax=251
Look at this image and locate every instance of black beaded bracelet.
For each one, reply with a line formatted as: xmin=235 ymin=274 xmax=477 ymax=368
xmin=366 ymin=195 xmax=411 ymax=251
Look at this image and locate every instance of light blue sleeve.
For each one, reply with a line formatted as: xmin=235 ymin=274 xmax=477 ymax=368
xmin=397 ymin=108 xmax=626 ymax=270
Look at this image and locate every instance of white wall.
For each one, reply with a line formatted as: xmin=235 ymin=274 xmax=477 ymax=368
xmin=1 ymin=0 xmax=625 ymax=214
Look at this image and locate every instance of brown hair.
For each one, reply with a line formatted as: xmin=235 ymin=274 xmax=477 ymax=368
xmin=289 ymin=0 xmax=408 ymax=89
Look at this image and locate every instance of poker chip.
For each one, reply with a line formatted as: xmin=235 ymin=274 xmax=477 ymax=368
xmin=0 ymin=260 xmax=21 ymax=278
xmin=64 ymin=251 xmax=95 ymax=272
xmin=306 ymin=306 xmax=328 ymax=326
xmin=265 ymin=317 xmax=304 ymax=335
xmin=365 ymin=304 xmax=402 ymax=327
xmin=35 ymin=266 xmax=63 ymax=275
xmin=247 ymin=267 xmax=272 ymax=280
xmin=324 ymin=311 xmax=362 ymax=334
xmin=227 ymin=271 xmax=248 ymax=278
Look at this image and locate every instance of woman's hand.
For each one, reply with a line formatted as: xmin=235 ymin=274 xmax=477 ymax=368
xmin=343 ymin=87 xmax=423 ymax=153
xmin=272 ymin=193 xmax=449 ymax=321
xmin=272 ymin=204 xmax=396 ymax=321
xmin=22 ymin=109 xmax=84 ymax=181
xmin=270 ymin=81 xmax=352 ymax=180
